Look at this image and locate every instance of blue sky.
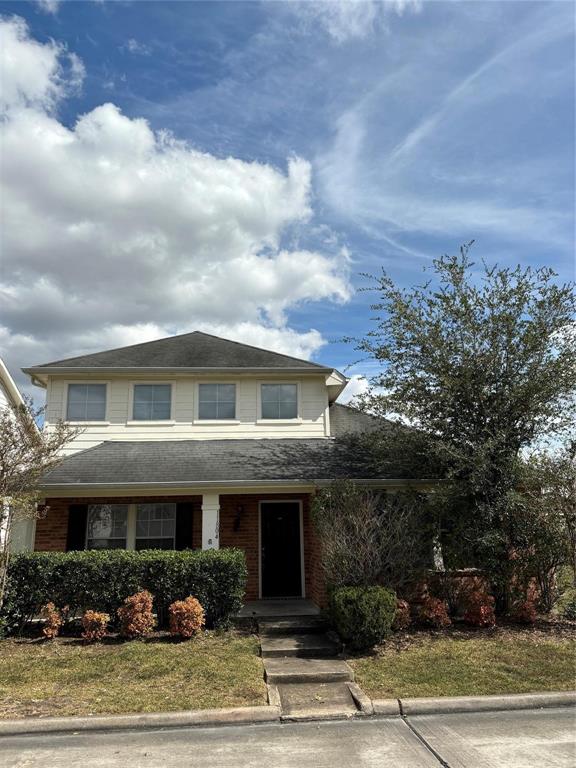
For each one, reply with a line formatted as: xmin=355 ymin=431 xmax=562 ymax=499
xmin=0 ymin=1 xmax=574 ymax=399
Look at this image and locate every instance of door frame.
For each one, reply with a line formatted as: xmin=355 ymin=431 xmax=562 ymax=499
xmin=258 ymin=500 xmax=305 ymax=599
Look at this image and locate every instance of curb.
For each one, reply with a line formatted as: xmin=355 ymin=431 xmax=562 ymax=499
xmin=0 ymin=705 xmax=281 ymax=737
xmin=371 ymin=691 xmax=576 ymax=717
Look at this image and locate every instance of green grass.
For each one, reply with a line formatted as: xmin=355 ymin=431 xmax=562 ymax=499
xmin=350 ymin=627 xmax=576 ymax=699
xmin=0 ymin=631 xmax=267 ymax=719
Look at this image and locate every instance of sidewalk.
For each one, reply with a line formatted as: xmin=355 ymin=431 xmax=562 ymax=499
xmin=1 ymin=705 xmax=575 ymax=768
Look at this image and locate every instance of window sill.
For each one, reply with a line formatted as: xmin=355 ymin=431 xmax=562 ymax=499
xmin=67 ymin=421 xmax=110 ymax=426
xmin=193 ymin=419 xmax=241 ymax=425
xmin=256 ymin=418 xmax=303 ymax=425
xmin=126 ymin=420 xmax=176 ymax=426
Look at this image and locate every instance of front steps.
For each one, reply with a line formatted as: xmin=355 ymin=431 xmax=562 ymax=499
xmin=260 ymin=633 xmax=340 ymax=659
xmin=258 ymin=614 xmax=367 ymax=721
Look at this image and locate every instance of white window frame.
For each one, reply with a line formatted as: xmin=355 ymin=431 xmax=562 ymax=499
xmin=257 ymin=381 xmax=302 ymax=424
xmin=85 ymin=502 xmax=177 ymax=551
xmin=134 ymin=502 xmax=177 ymax=551
xmin=193 ymin=381 xmax=240 ymax=425
xmin=127 ymin=382 xmax=175 ymax=425
xmin=85 ymin=503 xmax=130 ymax=550
xmin=64 ymin=381 xmax=110 ymax=425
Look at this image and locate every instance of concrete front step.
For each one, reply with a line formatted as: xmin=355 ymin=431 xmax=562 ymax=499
xmin=260 ymin=633 xmax=340 ymax=658
xmin=264 ymin=658 xmax=354 ymax=684
xmin=277 ymin=681 xmax=359 ymax=720
xmin=258 ymin=617 xmax=327 ymax=636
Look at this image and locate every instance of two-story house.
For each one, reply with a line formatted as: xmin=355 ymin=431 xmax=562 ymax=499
xmin=23 ymin=331 xmax=414 ymax=606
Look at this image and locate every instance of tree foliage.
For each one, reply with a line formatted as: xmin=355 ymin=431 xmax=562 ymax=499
xmin=0 ymin=397 xmax=81 ymax=611
xmin=348 ymin=244 xmax=576 ymax=594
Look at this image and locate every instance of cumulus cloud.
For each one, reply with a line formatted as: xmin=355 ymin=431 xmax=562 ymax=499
xmin=290 ymin=0 xmax=420 ymax=43
xmin=336 ymin=374 xmax=369 ymax=404
xmin=0 ymin=17 xmax=351 ymax=397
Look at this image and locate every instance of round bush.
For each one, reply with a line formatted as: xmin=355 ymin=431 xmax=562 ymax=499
xmin=330 ymin=586 xmax=396 ymax=651
xmin=81 ymin=610 xmax=110 ymax=643
xmin=169 ymin=596 xmax=205 ymax=639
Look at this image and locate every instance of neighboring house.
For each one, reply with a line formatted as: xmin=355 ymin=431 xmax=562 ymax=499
xmin=0 ymin=358 xmax=36 ymax=552
xmin=22 ymin=332 xmax=423 ymax=605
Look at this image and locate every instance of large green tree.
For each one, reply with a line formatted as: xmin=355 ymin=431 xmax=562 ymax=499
xmin=348 ymin=243 xmax=576 ymax=596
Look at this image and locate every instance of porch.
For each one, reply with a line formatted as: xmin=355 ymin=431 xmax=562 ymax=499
xmin=36 ymin=491 xmax=327 ymax=607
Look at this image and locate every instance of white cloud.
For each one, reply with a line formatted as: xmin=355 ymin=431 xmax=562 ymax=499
xmin=337 ymin=374 xmax=369 ymax=404
xmin=290 ymin=0 xmax=420 ymax=43
xmin=0 ymin=17 xmax=351 ymax=398
xmin=36 ymin=0 xmax=60 ymax=15
xmin=0 ymin=16 xmax=83 ymax=113
xmin=316 ymin=8 xmax=574 ymax=250
xmin=123 ymin=38 xmax=152 ymax=56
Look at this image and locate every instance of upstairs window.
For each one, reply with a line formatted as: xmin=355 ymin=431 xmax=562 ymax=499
xmin=133 ymin=384 xmax=172 ymax=420
xmin=67 ymin=383 xmax=106 ymax=421
xmin=198 ymin=383 xmax=236 ymax=420
xmin=135 ymin=503 xmax=176 ymax=550
xmin=261 ymin=384 xmax=298 ymax=419
xmin=86 ymin=504 xmax=128 ymax=549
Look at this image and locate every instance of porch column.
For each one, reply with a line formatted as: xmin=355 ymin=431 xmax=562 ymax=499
xmin=201 ymin=493 xmax=220 ymax=550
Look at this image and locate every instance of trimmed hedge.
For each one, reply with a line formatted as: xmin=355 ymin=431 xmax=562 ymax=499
xmin=330 ymin=585 xmax=396 ymax=651
xmin=2 ymin=549 xmax=247 ymax=634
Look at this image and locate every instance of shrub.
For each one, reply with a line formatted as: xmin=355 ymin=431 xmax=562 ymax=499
xmin=392 ymin=599 xmax=411 ymax=631
xmin=511 ymin=599 xmax=537 ymax=624
xmin=419 ymin=596 xmax=451 ymax=628
xmin=117 ymin=590 xmax=156 ymax=639
xmin=2 ymin=549 xmax=247 ymax=634
xmin=169 ymin=596 xmax=205 ymax=639
xmin=463 ymin=590 xmax=496 ymax=628
xmin=312 ymin=480 xmax=432 ymax=591
xmin=40 ymin=602 xmax=62 ymax=639
xmin=330 ymin=585 xmax=396 ymax=650
xmin=562 ymin=598 xmax=576 ymax=621
xmin=81 ymin=610 xmax=110 ymax=643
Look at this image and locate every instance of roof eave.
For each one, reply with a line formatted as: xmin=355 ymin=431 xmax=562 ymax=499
xmin=40 ymin=477 xmax=441 ymax=495
xmin=23 ymin=365 xmax=334 ymax=377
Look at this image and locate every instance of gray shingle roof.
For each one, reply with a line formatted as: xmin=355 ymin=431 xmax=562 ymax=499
xmin=27 ymin=332 xmax=330 ymax=372
xmin=329 ymin=402 xmax=383 ymax=437
xmin=42 ymin=438 xmax=388 ymax=487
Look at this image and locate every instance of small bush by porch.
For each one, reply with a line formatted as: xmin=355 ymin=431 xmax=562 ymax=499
xmin=0 ymin=631 xmax=266 ymax=719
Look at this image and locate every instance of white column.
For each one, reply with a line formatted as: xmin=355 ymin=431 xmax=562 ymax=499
xmin=201 ymin=493 xmax=220 ymax=550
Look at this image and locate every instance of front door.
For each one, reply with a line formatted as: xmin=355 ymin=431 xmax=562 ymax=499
xmin=260 ymin=502 xmax=302 ymax=598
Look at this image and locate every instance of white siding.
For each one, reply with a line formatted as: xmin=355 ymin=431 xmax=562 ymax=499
xmin=45 ymin=375 xmax=331 ymax=455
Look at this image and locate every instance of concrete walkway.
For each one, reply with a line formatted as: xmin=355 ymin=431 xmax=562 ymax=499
xmin=258 ymin=614 xmax=362 ymax=719
xmin=1 ymin=708 xmax=574 ymax=767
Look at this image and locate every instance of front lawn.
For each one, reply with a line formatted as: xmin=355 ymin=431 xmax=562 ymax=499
xmin=350 ymin=624 xmax=576 ymax=699
xmin=0 ymin=631 xmax=267 ymax=719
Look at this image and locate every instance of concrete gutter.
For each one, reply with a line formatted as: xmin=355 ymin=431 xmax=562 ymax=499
xmin=0 ymin=705 xmax=281 ymax=737
xmin=371 ymin=691 xmax=576 ymax=718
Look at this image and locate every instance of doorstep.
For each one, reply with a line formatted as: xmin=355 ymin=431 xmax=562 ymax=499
xmin=237 ymin=599 xmax=321 ymax=619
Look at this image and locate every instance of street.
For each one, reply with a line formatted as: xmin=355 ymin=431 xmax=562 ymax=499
xmin=1 ymin=707 xmax=574 ymax=768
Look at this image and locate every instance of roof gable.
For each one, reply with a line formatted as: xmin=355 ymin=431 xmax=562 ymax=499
xmin=26 ymin=331 xmax=329 ymax=372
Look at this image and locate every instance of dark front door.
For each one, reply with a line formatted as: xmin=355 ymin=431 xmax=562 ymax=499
xmin=260 ymin=502 xmax=302 ymax=598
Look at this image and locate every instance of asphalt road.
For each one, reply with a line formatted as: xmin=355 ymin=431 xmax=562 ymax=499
xmin=1 ymin=707 xmax=575 ymax=768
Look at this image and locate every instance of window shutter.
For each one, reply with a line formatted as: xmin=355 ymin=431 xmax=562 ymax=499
xmin=175 ymin=503 xmax=194 ymax=550
xmin=66 ymin=504 xmax=88 ymax=551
